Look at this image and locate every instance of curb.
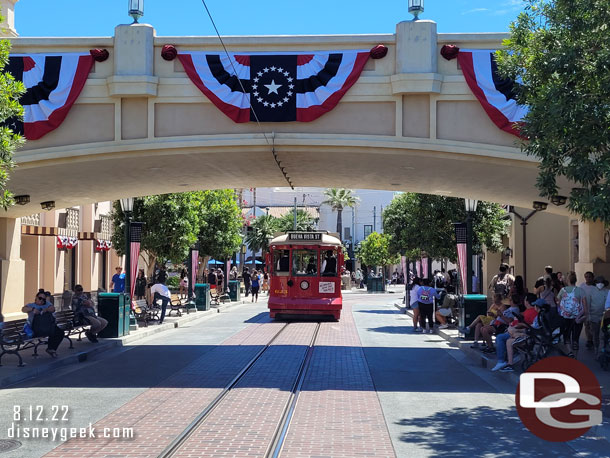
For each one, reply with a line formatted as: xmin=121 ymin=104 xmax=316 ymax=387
xmin=0 ymin=299 xmax=249 ymax=388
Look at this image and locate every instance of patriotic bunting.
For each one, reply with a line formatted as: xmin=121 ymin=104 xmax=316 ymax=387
xmin=5 ymin=53 xmax=95 ymax=140
xmin=441 ymin=46 xmax=528 ymax=137
xmin=95 ymin=239 xmax=112 ymax=252
xmin=177 ymin=48 xmax=376 ymax=123
xmin=57 ymin=236 xmax=78 ymax=250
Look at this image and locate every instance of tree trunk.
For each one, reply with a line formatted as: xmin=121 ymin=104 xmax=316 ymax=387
xmin=336 ymin=207 xmax=343 ymax=240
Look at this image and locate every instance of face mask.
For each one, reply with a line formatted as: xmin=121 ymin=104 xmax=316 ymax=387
xmin=597 ymin=283 xmax=605 ymax=290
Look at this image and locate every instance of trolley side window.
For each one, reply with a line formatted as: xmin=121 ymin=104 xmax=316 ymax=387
xmin=273 ymin=249 xmax=291 ymax=276
xmin=321 ymin=249 xmax=339 ymax=277
xmin=292 ymin=249 xmax=318 ymax=276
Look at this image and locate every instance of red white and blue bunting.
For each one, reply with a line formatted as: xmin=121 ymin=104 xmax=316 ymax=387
xmin=95 ymin=239 xmax=112 ymax=252
xmin=57 ymin=236 xmax=78 ymax=250
xmin=5 ymin=50 xmax=108 ymax=140
xmin=441 ymin=46 xmax=527 ymax=137
xmin=169 ymin=45 xmax=387 ymax=123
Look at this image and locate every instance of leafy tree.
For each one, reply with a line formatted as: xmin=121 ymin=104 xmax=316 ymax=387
xmin=357 ymin=232 xmax=400 ymax=270
xmin=382 ymin=193 xmax=510 ymax=261
xmin=111 ymin=193 xmax=201 ymax=275
xmin=321 ymin=188 xmax=359 ymax=239
xmin=276 ymin=209 xmax=317 ymax=232
xmin=197 ymin=189 xmax=243 ymax=260
xmin=496 ymin=0 xmax=610 ymax=221
xmin=245 ymin=213 xmax=278 ymax=259
xmin=0 ymin=29 xmax=25 ymax=209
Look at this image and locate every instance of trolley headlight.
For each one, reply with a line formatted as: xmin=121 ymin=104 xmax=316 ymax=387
xmin=300 ymin=280 xmax=310 ymax=290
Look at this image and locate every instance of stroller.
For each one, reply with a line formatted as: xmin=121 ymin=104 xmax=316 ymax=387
xmin=598 ymin=314 xmax=610 ymax=371
xmin=514 ymin=307 xmax=567 ymax=371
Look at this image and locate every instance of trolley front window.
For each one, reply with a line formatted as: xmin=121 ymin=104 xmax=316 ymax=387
xmin=321 ymin=249 xmax=338 ymax=277
xmin=273 ymin=249 xmax=291 ymax=276
xmin=292 ymin=250 xmax=318 ymax=276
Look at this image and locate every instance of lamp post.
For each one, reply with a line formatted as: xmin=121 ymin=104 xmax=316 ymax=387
xmin=464 ymin=199 xmax=478 ymax=294
xmin=128 ymin=0 xmax=144 ymax=23
xmin=509 ymin=202 xmax=548 ymax=287
xmin=120 ymin=198 xmax=134 ymax=297
xmin=408 ymin=0 xmax=424 ymax=20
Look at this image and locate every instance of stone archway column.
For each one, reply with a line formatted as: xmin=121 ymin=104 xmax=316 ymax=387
xmin=0 ymin=217 xmax=25 ymax=317
xmin=575 ymin=219 xmax=610 ymax=281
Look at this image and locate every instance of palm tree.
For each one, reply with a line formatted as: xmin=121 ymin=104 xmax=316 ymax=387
xmin=244 ymin=214 xmax=278 ymax=269
xmin=322 ymin=188 xmax=359 ymax=240
xmin=276 ymin=209 xmax=317 ymax=232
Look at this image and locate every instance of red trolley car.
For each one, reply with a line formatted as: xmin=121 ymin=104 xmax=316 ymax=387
xmin=267 ymin=232 xmax=343 ymax=320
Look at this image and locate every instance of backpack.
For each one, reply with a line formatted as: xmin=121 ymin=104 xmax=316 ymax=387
xmin=494 ymin=274 xmax=510 ymax=297
xmin=559 ymin=287 xmax=582 ymax=319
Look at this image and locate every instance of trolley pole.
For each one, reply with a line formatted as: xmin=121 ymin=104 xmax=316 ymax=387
xmin=293 ymin=196 xmax=297 ymax=230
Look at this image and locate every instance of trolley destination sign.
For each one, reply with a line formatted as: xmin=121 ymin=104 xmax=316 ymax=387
xmin=287 ymin=232 xmax=323 ymax=241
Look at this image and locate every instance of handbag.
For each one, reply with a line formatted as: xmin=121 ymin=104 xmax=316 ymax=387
xmin=32 ymin=312 xmax=56 ymax=337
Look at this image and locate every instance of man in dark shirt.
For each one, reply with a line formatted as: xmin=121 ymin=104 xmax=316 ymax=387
xmin=322 ymin=250 xmax=337 ymax=276
xmin=243 ymin=267 xmax=251 ymax=297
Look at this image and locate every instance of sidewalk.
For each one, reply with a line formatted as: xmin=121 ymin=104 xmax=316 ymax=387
xmin=393 ymin=301 xmax=610 ymax=393
xmin=0 ymin=299 xmax=250 ymax=388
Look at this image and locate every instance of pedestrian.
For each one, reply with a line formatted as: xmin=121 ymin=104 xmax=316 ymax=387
xmin=207 ymin=268 xmax=217 ymax=292
xmin=230 ymin=266 xmax=238 ymax=280
xmin=355 ymin=268 xmax=364 ymax=289
xmin=251 ymin=270 xmax=260 ymax=302
xmin=110 ymin=266 xmax=125 ymax=293
xmin=151 ymin=273 xmax=171 ymax=324
xmin=135 ymin=269 xmax=147 ymax=300
xmin=410 ymin=277 xmax=422 ymax=332
xmin=416 ymin=278 xmax=440 ymax=333
xmin=584 ymin=275 xmax=608 ymax=355
xmin=579 ymin=271 xmax=596 ymax=350
xmin=243 ymin=267 xmax=251 ymax=297
xmin=71 ymin=284 xmax=108 ymax=342
xmin=22 ymin=292 xmax=65 ymax=358
xmin=557 ymin=272 xmax=586 ymax=358
xmin=179 ymin=268 xmax=188 ymax=299
xmin=262 ymin=271 xmax=269 ymax=294
xmin=488 ymin=263 xmax=514 ymax=301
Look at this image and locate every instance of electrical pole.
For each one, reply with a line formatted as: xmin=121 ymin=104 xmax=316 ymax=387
xmin=293 ymin=196 xmax=297 ymax=230
xmin=373 ymin=206 xmax=376 ymax=232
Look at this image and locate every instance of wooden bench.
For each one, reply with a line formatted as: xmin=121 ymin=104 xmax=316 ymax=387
xmin=54 ymin=310 xmax=91 ymax=347
xmin=210 ymin=288 xmax=230 ymax=306
xmin=0 ymin=319 xmax=44 ymax=366
xmin=133 ymin=299 xmax=160 ymax=327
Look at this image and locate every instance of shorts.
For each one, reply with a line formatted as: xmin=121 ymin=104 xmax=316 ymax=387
xmin=438 ymin=308 xmax=452 ymax=317
xmin=251 ymin=286 xmax=260 ymax=295
xmin=410 ymin=302 xmax=419 ymax=309
xmin=479 ymin=315 xmax=494 ymax=326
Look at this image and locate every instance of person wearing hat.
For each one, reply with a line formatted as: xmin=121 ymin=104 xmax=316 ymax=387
xmin=491 ymin=293 xmax=540 ymax=372
xmin=583 ymin=275 xmax=608 ymax=355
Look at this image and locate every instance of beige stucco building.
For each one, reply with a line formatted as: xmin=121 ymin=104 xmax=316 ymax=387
xmin=0 ymin=1 xmax=608 ymax=317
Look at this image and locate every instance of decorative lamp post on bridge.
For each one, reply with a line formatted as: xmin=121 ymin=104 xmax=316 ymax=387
xmin=464 ymin=198 xmax=478 ymax=294
xmin=128 ymin=0 xmax=144 ymax=23
xmin=408 ymin=0 xmax=424 ymax=20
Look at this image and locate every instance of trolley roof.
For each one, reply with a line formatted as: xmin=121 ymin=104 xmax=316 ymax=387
xmin=270 ymin=232 xmax=342 ymax=247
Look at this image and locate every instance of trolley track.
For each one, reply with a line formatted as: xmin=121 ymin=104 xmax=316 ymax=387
xmin=158 ymin=321 xmax=321 ymax=458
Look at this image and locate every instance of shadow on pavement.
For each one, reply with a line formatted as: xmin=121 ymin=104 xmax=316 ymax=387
xmin=356 ymin=309 xmax=401 ymax=314
xmin=396 ymin=406 xmax=578 ymax=456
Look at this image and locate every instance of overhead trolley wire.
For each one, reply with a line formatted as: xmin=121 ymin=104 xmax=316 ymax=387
xmin=199 ymin=0 xmax=294 ymax=189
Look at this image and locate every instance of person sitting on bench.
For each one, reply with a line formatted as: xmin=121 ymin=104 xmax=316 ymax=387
xmin=72 ymin=284 xmax=108 ymax=342
xmin=22 ymin=292 xmax=65 ymax=358
xmin=151 ymin=274 xmax=171 ymax=324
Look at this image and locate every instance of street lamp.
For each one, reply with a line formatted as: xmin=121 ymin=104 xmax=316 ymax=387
xmin=119 ymin=197 xmax=134 ymax=297
xmin=464 ymin=198 xmax=478 ymax=294
xmin=408 ymin=0 xmax=424 ymax=20
xmin=128 ymin=0 xmax=144 ymax=23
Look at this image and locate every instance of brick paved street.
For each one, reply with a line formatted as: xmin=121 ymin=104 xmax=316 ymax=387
xmin=1 ymin=292 xmax=609 ymax=458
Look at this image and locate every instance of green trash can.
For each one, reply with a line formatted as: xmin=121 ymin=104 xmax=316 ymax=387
xmin=97 ymin=293 xmax=130 ymax=338
xmin=194 ymin=283 xmax=211 ymax=311
xmin=228 ymin=280 xmax=241 ymax=302
xmin=367 ymin=276 xmax=385 ymax=293
xmin=460 ymin=294 xmax=488 ymax=340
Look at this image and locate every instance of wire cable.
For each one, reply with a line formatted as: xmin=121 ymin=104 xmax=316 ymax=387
xmin=199 ymin=0 xmax=293 ymax=189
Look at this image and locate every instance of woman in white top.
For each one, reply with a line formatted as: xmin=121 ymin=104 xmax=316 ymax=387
xmin=410 ymin=277 xmax=422 ymax=332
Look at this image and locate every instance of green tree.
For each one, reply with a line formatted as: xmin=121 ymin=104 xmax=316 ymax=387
xmin=496 ymin=0 xmax=610 ymax=221
xmin=245 ymin=213 xmax=279 ymax=260
xmin=382 ymin=193 xmax=510 ymax=260
xmin=0 ymin=29 xmax=25 ymax=209
xmin=111 ymin=193 xmax=201 ymax=275
xmin=357 ymin=232 xmax=400 ymax=272
xmin=321 ymin=188 xmax=359 ymax=239
xmin=197 ymin=189 xmax=243 ymax=260
xmin=276 ymin=209 xmax=317 ymax=232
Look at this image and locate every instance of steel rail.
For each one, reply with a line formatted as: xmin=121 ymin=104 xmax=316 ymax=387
xmin=158 ymin=322 xmax=290 ymax=458
xmin=265 ymin=322 xmax=321 ymax=458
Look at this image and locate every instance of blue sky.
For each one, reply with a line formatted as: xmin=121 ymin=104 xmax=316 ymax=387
xmin=14 ymin=1 xmax=525 ymax=37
